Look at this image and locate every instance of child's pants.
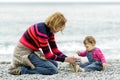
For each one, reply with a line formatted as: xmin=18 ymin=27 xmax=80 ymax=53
xmin=80 ymin=61 xmax=103 ymax=72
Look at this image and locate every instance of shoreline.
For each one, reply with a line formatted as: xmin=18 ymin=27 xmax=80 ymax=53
xmin=0 ymin=59 xmax=120 ymax=80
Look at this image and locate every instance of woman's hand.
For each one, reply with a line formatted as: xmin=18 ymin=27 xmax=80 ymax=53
xmin=76 ymin=50 xmax=80 ymax=56
xmin=65 ymin=56 xmax=77 ymax=63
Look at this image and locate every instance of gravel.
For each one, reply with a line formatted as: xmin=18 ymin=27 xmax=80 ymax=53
xmin=0 ymin=60 xmax=120 ymax=80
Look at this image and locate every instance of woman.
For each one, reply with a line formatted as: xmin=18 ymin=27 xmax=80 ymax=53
xmin=9 ymin=12 xmax=77 ymax=75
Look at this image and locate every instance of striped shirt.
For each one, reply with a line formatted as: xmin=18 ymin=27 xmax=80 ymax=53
xmin=20 ymin=22 xmax=67 ymax=62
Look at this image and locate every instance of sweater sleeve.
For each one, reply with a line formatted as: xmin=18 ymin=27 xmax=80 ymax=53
xmin=94 ymin=48 xmax=106 ymax=63
xmin=37 ymin=33 xmax=66 ymax=62
xmin=41 ymin=44 xmax=66 ymax=62
xmin=36 ymin=23 xmax=67 ymax=62
xmin=80 ymin=50 xmax=87 ymax=57
xmin=48 ymin=34 xmax=67 ymax=58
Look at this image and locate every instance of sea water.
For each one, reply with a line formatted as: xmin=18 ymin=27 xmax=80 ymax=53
xmin=0 ymin=3 xmax=120 ymax=61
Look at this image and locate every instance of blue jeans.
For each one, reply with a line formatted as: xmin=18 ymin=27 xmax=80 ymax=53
xmin=80 ymin=61 xmax=103 ymax=72
xmin=21 ymin=53 xmax=58 ymax=75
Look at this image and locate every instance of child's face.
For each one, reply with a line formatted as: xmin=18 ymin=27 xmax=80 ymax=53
xmin=84 ymin=41 xmax=95 ymax=51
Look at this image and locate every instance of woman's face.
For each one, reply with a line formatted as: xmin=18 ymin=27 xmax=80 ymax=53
xmin=54 ymin=25 xmax=64 ymax=33
xmin=84 ymin=41 xmax=95 ymax=51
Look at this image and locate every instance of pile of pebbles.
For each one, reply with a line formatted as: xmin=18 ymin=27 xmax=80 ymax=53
xmin=0 ymin=60 xmax=120 ymax=80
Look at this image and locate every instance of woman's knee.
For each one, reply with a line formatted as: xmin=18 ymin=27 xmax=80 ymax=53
xmin=49 ymin=68 xmax=58 ymax=75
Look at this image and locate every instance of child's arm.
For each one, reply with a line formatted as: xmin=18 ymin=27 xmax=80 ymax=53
xmin=76 ymin=50 xmax=87 ymax=57
xmin=94 ymin=48 xmax=107 ymax=69
xmin=94 ymin=48 xmax=106 ymax=63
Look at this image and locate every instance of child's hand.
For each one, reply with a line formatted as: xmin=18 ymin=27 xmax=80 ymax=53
xmin=76 ymin=50 xmax=80 ymax=56
xmin=102 ymin=63 xmax=107 ymax=69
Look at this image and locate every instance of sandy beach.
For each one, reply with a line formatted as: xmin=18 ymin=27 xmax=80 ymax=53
xmin=0 ymin=59 xmax=120 ymax=80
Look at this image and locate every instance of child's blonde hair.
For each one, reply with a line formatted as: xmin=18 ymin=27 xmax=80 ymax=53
xmin=83 ymin=36 xmax=96 ymax=46
xmin=45 ymin=12 xmax=67 ymax=33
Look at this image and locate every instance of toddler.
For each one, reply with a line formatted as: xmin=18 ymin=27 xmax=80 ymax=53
xmin=76 ymin=36 xmax=107 ymax=72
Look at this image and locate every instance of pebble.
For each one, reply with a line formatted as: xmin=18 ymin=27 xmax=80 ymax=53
xmin=0 ymin=61 xmax=120 ymax=80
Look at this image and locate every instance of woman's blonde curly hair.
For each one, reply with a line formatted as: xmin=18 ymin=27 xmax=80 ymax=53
xmin=45 ymin=12 xmax=67 ymax=33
